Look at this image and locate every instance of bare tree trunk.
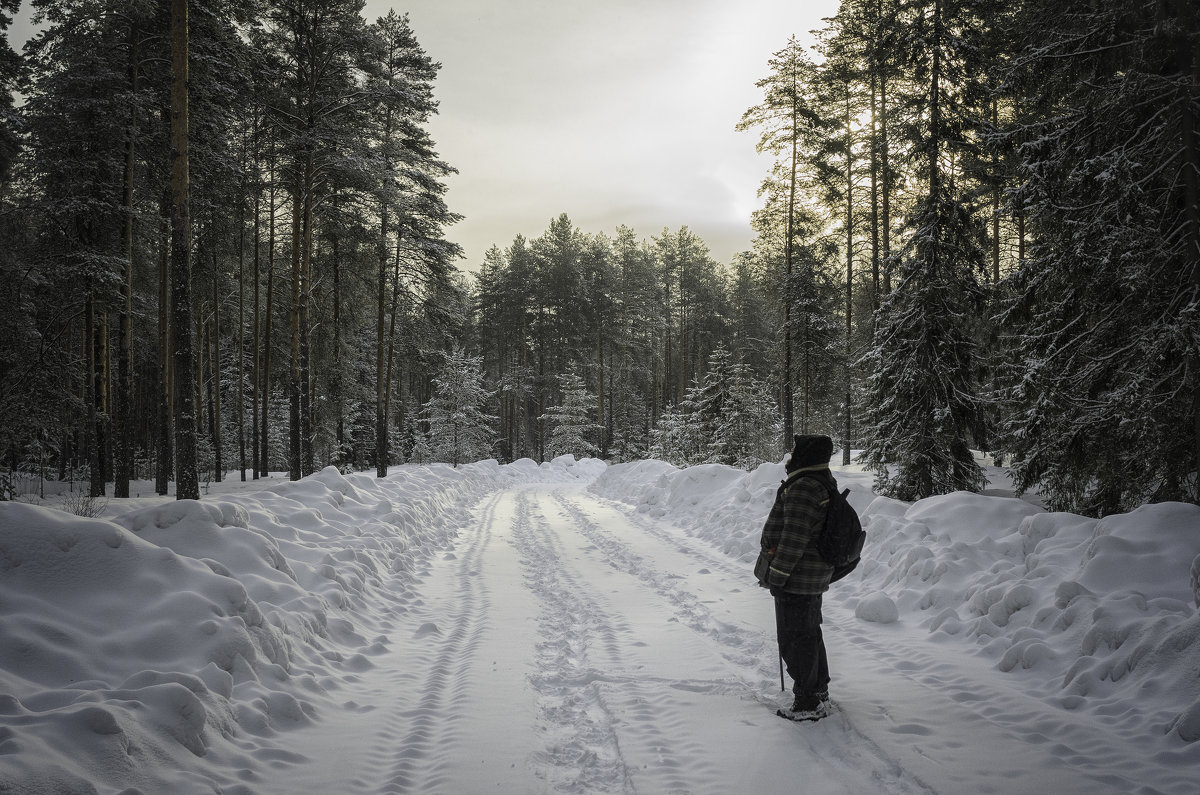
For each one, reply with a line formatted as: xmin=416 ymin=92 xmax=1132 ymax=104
xmin=870 ymin=73 xmax=881 ymax=311
xmin=86 ymin=295 xmax=104 ymax=498
xmin=384 ymin=241 xmax=402 ymax=462
xmin=261 ymin=169 xmax=276 ymax=478
xmin=783 ymin=56 xmax=800 ymax=445
xmin=376 ymin=223 xmax=389 ymax=477
xmin=1176 ymin=0 xmax=1200 ymax=502
xmin=596 ymin=327 xmax=604 ymax=454
xmin=991 ymin=97 xmax=1001 ymax=285
xmin=299 ymin=154 xmax=314 ymax=477
xmin=238 ymin=136 xmax=247 ymax=481
xmin=880 ymin=70 xmax=893 ymax=294
xmin=115 ymin=25 xmax=138 ymax=498
xmin=251 ymin=149 xmax=260 ymax=480
xmin=156 ymin=194 xmax=172 ymax=494
xmin=331 ymin=227 xmax=343 ymax=460
xmin=288 ymin=176 xmax=302 ymax=481
xmin=843 ymin=88 xmax=855 ymax=466
xmin=170 ymin=0 xmax=199 ymax=500
xmin=211 ymin=270 xmax=223 ymax=482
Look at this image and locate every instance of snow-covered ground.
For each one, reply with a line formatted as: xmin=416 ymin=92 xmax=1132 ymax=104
xmin=1 ymin=455 xmax=1198 ymax=793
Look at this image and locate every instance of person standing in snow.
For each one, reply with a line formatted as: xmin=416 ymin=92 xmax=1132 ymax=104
xmin=755 ymin=434 xmax=837 ymax=721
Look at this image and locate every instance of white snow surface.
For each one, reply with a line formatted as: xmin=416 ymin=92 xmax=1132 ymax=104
xmin=1 ymin=454 xmax=1198 ymax=793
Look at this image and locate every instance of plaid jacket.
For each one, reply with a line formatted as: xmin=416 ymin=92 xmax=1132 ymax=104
xmin=755 ymin=464 xmax=836 ymax=595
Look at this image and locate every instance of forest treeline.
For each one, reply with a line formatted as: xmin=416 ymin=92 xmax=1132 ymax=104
xmin=0 ymin=0 xmax=1197 ymax=517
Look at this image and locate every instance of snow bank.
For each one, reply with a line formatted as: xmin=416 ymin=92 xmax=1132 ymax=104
xmin=0 ymin=457 xmax=600 ymax=793
xmin=593 ymin=458 xmax=1200 ymax=745
xmin=590 ymin=456 xmax=876 ymax=562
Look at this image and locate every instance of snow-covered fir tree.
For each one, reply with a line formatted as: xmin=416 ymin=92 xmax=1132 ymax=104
xmin=692 ymin=346 xmax=780 ymax=469
xmin=858 ymin=0 xmax=995 ymax=500
xmin=648 ymin=398 xmax=702 ymax=467
xmin=859 ymin=188 xmax=990 ymax=500
xmin=539 ymin=371 xmax=601 ymax=459
xmin=997 ymin=0 xmax=1200 ymax=514
xmin=649 ymin=347 xmax=780 ymax=470
xmin=422 ymin=349 xmax=496 ymax=467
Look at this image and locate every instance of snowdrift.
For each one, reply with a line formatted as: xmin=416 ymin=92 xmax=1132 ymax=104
xmin=591 ymin=458 xmax=1200 ymax=744
xmin=0 ymin=459 xmax=597 ymax=793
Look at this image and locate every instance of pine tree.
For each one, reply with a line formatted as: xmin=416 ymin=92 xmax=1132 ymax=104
xmin=858 ymin=0 xmax=994 ymax=500
xmin=739 ymin=38 xmax=828 ymax=443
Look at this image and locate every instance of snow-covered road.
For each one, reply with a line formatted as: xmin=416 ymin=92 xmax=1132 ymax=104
xmin=4 ymin=459 xmax=1197 ymax=794
xmin=262 ymin=482 xmax=924 ymax=793
xmin=267 ymin=481 xmax=1154 ymax=794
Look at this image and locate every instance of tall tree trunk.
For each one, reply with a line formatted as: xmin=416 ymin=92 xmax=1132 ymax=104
xmin=384 ymin=241 xmax=403 ymax=462
xmin=195 ymin=296 xmax=205 ymax=477
xmin=843 ymin=89 xmax=854 ymax=466
xmin=86 ymin=295 xmax=104 ymax=498
xmin=288 ymin=175 xmax=302 ymax=480
xmin=170 ymin=0 xmax=199 ymax=500
xmin=299 ymin=153 xmax=314 ymax=477
xmin=115 ymin=25 xmax=138 ymax=498
xmin=211 ymin=270 xmax=223 ymax=482
xmin=783 ymin=60 xmax=800 ymax=445
xmin=880 ymin=70 xmax=893 ymax=294
xmin=251 ymin=140 xmax=261 ymax=480
xmin=375 ymin=96 xmax=393 ymax=477
xmin=156 ymin=194 xmax=172 ymax=495
xmin=238 ymin=139 xmax=247 ymax=482
xmin=261 ymin=169 xmax=276 ymax=478
xmin=98 ymin=313 xmax=110 ymax=490
xmin=1176 ymin=0 xmax=1200 ymax=502
xmin=870 ymin=73 xmax=881 ymax=311
xmin=596 ymin=326 xmax=604 ymax=453
xmin=332 ymin=227 xmax=343 ymax=459
xmin=991 ymin=97 xmax=1001 ymax=285
xmin=375 ymin=220 xmax=389 ymax=477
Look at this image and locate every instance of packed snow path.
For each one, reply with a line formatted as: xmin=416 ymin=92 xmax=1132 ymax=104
xmin=260 ymin=481 xmax=1168 ymax=794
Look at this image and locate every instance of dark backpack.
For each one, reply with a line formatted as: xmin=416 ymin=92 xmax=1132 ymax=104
xmin=809 ymin=479 xmax=865 ymax=582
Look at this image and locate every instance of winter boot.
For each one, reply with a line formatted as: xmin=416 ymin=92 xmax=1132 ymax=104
xmin=779 ymin=693 xmax=829 ymax=722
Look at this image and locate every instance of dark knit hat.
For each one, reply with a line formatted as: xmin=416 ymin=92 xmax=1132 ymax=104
xmin=788 ymin=434 xmax=833 ymax=470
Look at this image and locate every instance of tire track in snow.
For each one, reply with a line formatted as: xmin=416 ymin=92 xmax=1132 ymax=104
xmin=512 ymin=489 xmax=636 ymax=793
xmin=551 ymin=491 xmax=770 ymax=674
xmin=379 ymin=492 xmax=500 ymax=793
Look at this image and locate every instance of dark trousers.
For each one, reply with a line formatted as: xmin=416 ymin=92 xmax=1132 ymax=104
xmin=774 ymin=592 xmax=830 ymax=697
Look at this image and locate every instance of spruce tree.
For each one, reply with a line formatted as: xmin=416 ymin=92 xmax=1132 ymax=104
xmin=999 ymin=0 xmax=1200 ymax=513
xmin=540 ymin=371 xmax=600 ymax=459
xmin=859 ymin=0 xmax=993 ymax=500
xmin=423 ymin=348 xmax=496 ymax=467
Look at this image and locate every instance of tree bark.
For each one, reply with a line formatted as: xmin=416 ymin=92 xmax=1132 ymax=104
xmin=251 ymin=130 xmax=260 ymax=480
xmin=115 ymin=25 xmax=138 ymax=498
xmin=1176 ymin=0 xmax=1200 ymax=502
xmin=261 ymin=191 xmax=275 ymax=478
xmin=299 ymin=153 xmax=314 ymax=477
xmin=156 ymin=193 xmax=172 ymax=495
xmin=238 ymin=131 xmax=247 ymax=482
xmin=170 ymin=0 xmax=199 ymax=500
xmin=211 ymin=269 xmax=223 ymax=482
xmin=288 ymin=175 xmax=302 ymax=480
xmin=843 ymin=88 xmax=854 ymax=466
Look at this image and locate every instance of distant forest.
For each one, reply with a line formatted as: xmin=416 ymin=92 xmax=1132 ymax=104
xmin=0 ymin=0 xmax=1196 ymax=517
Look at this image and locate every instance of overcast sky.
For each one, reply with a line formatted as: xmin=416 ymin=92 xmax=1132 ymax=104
xmin=11 ymin=0 xmax=839 ymax=269
xmin=386 ymin=0 xmax=838 ymax=268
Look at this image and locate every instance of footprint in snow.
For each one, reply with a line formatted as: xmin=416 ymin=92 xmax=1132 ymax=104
xmin=413 ymin=622 xmax=442 ymax=638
